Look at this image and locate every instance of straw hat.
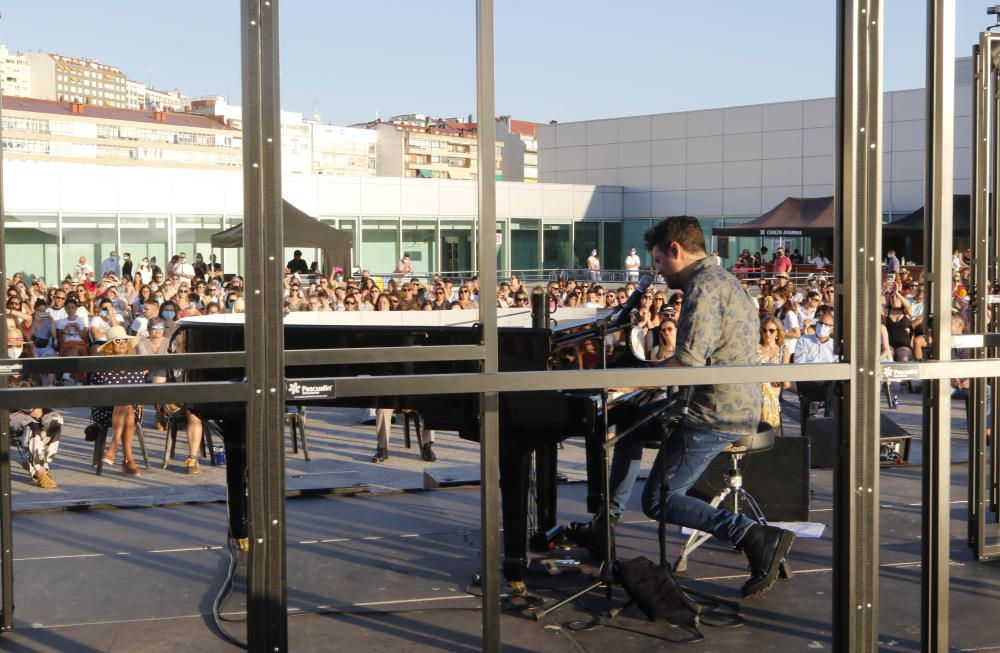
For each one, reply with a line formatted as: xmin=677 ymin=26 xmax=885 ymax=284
xmin=98 ymin=325 xmax=138 ymax=354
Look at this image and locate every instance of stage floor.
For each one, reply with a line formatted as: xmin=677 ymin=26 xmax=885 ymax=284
xmin=1 ymin=461 xmax=998 ymax=652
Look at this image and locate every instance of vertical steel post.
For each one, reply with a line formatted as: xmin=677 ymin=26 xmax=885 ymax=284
xmin=0 ymin=82 xmax=14 ymax=633
xmin=922 ymin=2 xmax=955 ymax=650
xmin=475 ymin=1 xmax=501 ymax=650
xmin=833 ymin=1 xmax=882 ymax=650
xmin=970 ymin=37 xmax=990 ymax=558
xmin=241 ymin=1 xmax=288 ymax=651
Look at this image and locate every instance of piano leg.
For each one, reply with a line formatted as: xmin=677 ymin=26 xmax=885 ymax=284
xmin=499 ymin=445 xmax=530 ymax=585
xmin=585 ymin=428 xmax=607 ymax=515
xmin=530 ymin=443 xmax=558 ymax=552
xmin=218 ymin=416 xmax=248 ymax=541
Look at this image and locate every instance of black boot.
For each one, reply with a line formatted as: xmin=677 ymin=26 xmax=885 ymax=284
xmin=420 ymin=442 xmax=436 ymax=462
xmin=371 ymin=447 xmax=389 ymax=463
xmin=738 ymin=524 xmax=795 ymax=598
xmin=569 ymin=513 xmax=619 ymax=561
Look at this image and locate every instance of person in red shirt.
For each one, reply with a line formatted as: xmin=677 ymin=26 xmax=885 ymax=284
xmin=772 ymin=247 xmax=793 ymax=276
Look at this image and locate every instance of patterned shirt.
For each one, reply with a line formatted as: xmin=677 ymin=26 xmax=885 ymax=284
xmin=673 ymin=257 xmax=762 ymax=435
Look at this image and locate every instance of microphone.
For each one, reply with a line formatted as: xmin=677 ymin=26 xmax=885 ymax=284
xmin=608 ymin=274 xmax=653 ymax=327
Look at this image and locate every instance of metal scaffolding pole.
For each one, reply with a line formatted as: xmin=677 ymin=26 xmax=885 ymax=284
xmin=241 ymin=1 xmax=288 ymax=651
xmin=475 ymin=1 xmax=501 ymax=650
xmin=0 ymin=71 xmax=13 ymax=633
xmin=922 ymin=2 xmax=955 ymax=651
xmin=833 ymin=1 xmax=883 ymax=650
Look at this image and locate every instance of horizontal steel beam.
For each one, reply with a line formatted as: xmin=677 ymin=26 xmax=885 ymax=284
xmin=882 ymin=359 xmax=1000 ymax=381
xmin=0 ymin=381 xmax=245 ymax=409
xmin=10 ymin=352 xmax=245 ymax=375
xmin=295 ymin=362 xmax=852 ymax=399
xmin=284 ymin=344 xmax=485 ymax=366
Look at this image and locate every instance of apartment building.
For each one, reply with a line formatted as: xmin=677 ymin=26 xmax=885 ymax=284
xmin=497 ymin=116 xmax=541 ymax=183
xmin=369 ymin=119 xmax=503 ymax=180
xmin=1 ymin=96 xmax=240 ymax=169
xmin=0 ymin=44 xmax=31 ymax=97
xmin=26 ymin=51 xmax=128 ymax=108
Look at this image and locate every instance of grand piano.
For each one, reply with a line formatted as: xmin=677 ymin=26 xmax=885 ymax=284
xmin=175 ymin=308 xmax=627 ymax=584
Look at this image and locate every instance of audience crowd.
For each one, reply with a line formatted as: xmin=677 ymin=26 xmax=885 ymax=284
xmin=1 ymin=245 xmax=982 ymax=488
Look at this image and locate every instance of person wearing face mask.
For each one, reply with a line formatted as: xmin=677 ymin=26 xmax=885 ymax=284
xmin=158 ymin=301 xmax=180 ymax=338
xmin=138 ymin=258 xmax=153 ymax=286
xmin=793 ymin=307 xmax=837 ymax=427
xmin=624 ymin=245 xmax=641 ymax=282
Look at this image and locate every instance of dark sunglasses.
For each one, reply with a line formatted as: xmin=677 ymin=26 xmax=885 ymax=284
xmin=761 ymin=328 xmax=778 ymax=333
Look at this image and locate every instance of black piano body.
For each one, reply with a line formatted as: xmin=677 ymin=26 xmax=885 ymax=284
xmin=175 ymin=311 xmax=613 ymax=582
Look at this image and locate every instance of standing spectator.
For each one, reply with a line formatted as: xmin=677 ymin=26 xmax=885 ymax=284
xmin=74 ymin=256 xmax=92 ymax=283
xmin=772 ymin=247 xmax=793 ymax=276
xmin=192 ymin=253 xmax=208 ymax=281
xmin=121 ymin=252 xmax=133 ymax=280
xmin=138 ymin=257 xmax=153 ymax=286
xmin=174 ymin=253 xmax=196 ymax=283
xmin=624 ymin=246 xmax=641 ymax=282
xmin=207 ymin=253 xmax=224 ymax=281
xmin=790 ymin=249 xmax=804 ymax=264
xmin=773 ymin=288 xmax=801 ymax=356
xmin=809 ymin=250 xmax=830 ymax=269
xmin=886 ymin=249 xmax=900 ymax=276
xmin=101 ymin=251 xmax=121 ymax=278
xmin=586 ymin=249 xmax=601 ymax=281
xmin=711 ymin=250 xmax=723 ymax=266
xmin=952 ymin=248 xmax=964 ymax=272
xmin=286 ymin=250 xmax=310 ymax=275
xmin=394 ymin=254 xmax=414 ymax=282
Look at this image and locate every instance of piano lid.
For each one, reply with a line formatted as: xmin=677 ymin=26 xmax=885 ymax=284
xmin=179 ymin=307 xmax=611 ymax=331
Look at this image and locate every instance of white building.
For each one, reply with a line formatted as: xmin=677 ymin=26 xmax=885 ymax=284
xmin=0 ymin=44 xmax=31 ymax=97
xmin=537 ymin=58 xmax=974 ymax=265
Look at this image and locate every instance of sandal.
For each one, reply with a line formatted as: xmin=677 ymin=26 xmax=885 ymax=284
xmin=123 ymin=459 xmax=141 ymax=476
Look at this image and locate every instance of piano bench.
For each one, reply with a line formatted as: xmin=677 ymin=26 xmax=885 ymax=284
xmin=161 ymin=411 xmax=216 ymax=469
xmin=287 ymin=408 xmax=310 ymax=461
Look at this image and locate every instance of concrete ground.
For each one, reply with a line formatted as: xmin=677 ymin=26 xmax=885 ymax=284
xmin=0 ymin=388 xmax=995 ymax=652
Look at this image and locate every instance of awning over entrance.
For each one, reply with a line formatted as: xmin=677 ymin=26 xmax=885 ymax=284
xmin=712 ymin=196 xmax=835 ymax=238
xmin=882 ymin=194 xmax=970 ymax=235
xmin=211 ymin=200 xmax=353 ymax=275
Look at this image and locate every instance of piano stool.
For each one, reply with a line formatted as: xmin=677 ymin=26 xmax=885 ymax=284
xmin=92 ymin=408 xmax=150 ymax=476
xmin=674 ymin=423 xmax=786 ymax=575
xmin=161 ymin=411 xmax=216 ymax=470
xmin=287 ymin=408 xmax=310 ymax=461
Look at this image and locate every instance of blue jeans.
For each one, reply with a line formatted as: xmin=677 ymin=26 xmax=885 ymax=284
xmin=608 ymin=423 xmax=756 ymax=544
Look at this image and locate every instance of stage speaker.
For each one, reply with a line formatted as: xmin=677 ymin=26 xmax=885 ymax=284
xmin=688 ymin=436 xmax=810 ymax=522
xmin=805 ymin=414 xmax=910 ymax=468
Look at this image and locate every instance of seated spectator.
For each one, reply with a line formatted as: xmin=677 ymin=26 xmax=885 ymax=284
xmin=29 ymin=299 xmax=57 ymax=360
xmin=90 ymin=296 xmax=124 ymax=354
xmin=793 ymin=311 xmax=837 ymax=416
xmin=55 ymin=298 xmax=89 ymax=385
xmin=758 ymin=315 xmax=792 ymax=429
xmin=129 ymin=299 xmax=160 ymax=337
xmin=8 ymin=363 xmax=63 ymax=489
xmin=428 ymin=286 xmax=451 ymax=310
xmin=648 ymin=317 xmax=678 ymax=362
xmin=90 ymin=326 xmax=144 ymax=476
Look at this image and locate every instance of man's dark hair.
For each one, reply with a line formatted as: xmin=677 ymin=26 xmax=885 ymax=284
xmin=643 ymin=216 xmax=706 ymax=254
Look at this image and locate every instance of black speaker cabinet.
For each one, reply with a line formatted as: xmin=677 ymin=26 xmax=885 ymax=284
xmin=805 ymin=414 xmax=911 ymax=468
xmin=688 ymin=436 xmax=810 ymax=522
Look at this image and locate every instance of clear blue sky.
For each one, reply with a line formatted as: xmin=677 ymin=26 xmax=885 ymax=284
xmin=0 ymin=1 xmax=992 ymax=126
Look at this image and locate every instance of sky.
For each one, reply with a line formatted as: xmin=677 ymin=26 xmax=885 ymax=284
xmin=0 ymin=1 xmax=993 ymax=126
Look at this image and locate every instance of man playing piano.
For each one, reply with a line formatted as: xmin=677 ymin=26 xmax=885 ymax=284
xmin=585 ymin=215 xmax=795 ymax=598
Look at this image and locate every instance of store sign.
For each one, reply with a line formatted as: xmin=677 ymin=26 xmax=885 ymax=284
xmin=760 ymin=229 xmax=803 ymax=236
xmin=286 ymin=381 xmax=335 ymax=400
xmin=0 ymin=362 xmax=23 ymax=375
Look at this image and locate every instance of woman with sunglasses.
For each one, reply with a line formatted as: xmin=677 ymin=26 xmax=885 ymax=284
xmin=451 ymin=286 xmax=477 ymax=310
xmin=6 ymin=296 xmax=33 ymax=343
xmin=757 ymin=315 xmax=791 ymax=430
xmin=90 ymin=326 xmax=145 ymax=476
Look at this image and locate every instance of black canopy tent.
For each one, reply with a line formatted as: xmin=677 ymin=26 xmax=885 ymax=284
xmin=211 ymin=200 xmax=353 ymax=275
xmin=711 ymin=196 xmax=835 ymax=238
